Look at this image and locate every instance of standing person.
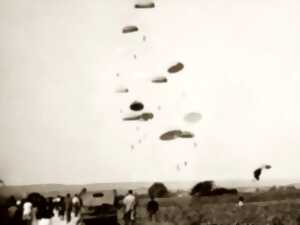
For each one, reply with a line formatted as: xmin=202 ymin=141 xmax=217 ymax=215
xmin=7 ymin=197 xmax=18 ymax=225
xmin=146 ymin=195 xmax=159 ymax=222
xmin=64 ymin=194 xmax=72 ymax=223
xmin=72 ymin=194 xmax=81 ymax=217
xmin=37 ymin=201 xmax=52 ymax=225
xmin=123 ymin=190 xmax=136 ymax=225
xmin=22 ymin=199 xmax=33 ymax=225
xmin=55 ymin=196 xmax=65 ymax=220
xmin=237 ymin=196 xmax=244 ymax=207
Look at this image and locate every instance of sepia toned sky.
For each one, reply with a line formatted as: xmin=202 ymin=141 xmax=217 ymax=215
xmin=1 ymin=0 xmax=300 ymax=185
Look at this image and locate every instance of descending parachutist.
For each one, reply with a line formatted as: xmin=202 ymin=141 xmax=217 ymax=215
xmin=143 ymin=35 xmax=146 ymax=42
xmin=133 ymin=54 xmax=137 ymax=59
xmin=131 ymin=145 xmax=135 ymax=150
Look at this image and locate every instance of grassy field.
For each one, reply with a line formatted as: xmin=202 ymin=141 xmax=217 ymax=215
xmin=133 ymin=195 xmax=300 ymax=225
xmin=2 ymin=186 xmax=300 ymax=225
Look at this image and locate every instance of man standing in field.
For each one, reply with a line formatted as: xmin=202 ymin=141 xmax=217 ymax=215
xmin=123 ymin=190 xmax=136 ymax=225
xmin=64 ymin=193 xmax=72 ymax=223
xmin=146 ymin=195 xmax=159 ymax=222
xmin=72 ymin=194 xmax=81 ymax=217
xmin=237 ymin=196 xmax=244 ymax=207
xmin=22 ymin=199 xmax=33 ymax=225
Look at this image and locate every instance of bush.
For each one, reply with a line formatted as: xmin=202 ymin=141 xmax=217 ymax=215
xmin=190 ymin=181 xmax=214 ymax=196
xmin=209 ymin=188 xmax=238 ymax=196
xmin=148 ymin=182 xmax=169 ymax=198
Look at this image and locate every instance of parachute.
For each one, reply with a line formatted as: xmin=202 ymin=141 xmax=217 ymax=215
xmin=168 ymin=62 xmax=184 ymax=73
xmin=130 ymin=101 xmax=144 ymax=111
xmin=152 ymin=76 xmax=168 ymax=83
xmin=178 ymin=131 xmax=194 ymax=138
xmin=122 ymin=26 xmax=139 ymax=34
xmin=115 ymin=87 xmax=129 ymax=93
xmin=254 ymin=164 xmax=272 ymax=180
xmin=160 ymin=130 xmax=182 ymax=141
xmin=135 ymin=2 xmax=155 ymax=9
xmin=184 ymin=112 xmax=202 ymax=123
xmin=160 ymin=130 xmax=194 ymax=141
xmin=123 ymin=112 xmax=154 ymax=121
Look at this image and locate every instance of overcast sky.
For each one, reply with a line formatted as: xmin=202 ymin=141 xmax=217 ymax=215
xmin=1 ymin=0 xmax=300 ymax=185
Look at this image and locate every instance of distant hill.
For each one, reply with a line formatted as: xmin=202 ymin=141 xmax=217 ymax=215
xmin=1 ymin=179 xmax=300 ymax=199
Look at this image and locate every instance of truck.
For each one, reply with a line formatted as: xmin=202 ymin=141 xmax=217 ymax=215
xmin=78 ymin=190 xmax=118 ymax=225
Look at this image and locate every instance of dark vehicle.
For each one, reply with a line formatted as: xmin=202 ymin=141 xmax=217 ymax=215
xmin=78 ymin=190 xmax=118 ymax=225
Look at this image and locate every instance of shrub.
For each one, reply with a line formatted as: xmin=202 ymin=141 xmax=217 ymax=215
xmin=148 ymin=182 xmax=169 ymax=198
xmin=190 ymin=181 xmax=214 ymax=196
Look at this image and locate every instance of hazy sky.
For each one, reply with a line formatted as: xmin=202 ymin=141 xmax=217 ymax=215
xmin=1 ymin=0 xmax=300 ymax=185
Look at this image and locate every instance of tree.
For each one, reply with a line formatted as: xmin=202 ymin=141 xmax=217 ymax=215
xmin=148 ymin=182 xmax=169 ymax=198
xmin=190 ymin=181 xmax=214 ymax=196
xmin=286 ymin=185 xmax=297 ymax=191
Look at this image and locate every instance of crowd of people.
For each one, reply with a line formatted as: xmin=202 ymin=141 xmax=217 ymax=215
xmin=4 ymin=193 xmax=82 ymax=225
xmin=3 ymin=189 xmax=161 ymax=225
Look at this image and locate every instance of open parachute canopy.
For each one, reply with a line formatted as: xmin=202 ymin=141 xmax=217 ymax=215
xmin=254 ymin=164 xmax=272 ymax=181
xmin=123 ymin=112 xmax=154 ymax=121
xmin=135 ymin=1 xmax=155 ymax=9
xmin=178 ymin=131 xmax=194 ymax=138
xmin=160 ymin=130 xmax=195 ymax=141
xmin=130 ymin=101 xmax=144 ymax=111
xmin=168 ymin=62 xmax=184 ymax=73
xmin=160 ymin=130 xmax=182 ymax=141
xmin=184 ymin=112 xmax=202 ymax=123
xmin=151 ymin=76 xmax=168 ymax=83
xmin=122 ymin=26 xmax=139 ymax=34
xmin=115 ymin=86 xmax=129 ymax=93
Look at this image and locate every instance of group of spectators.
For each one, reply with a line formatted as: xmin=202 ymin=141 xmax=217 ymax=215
xmin=3 ymin=189 xmax=161 ymax=225
xmin=4 ymin=193 xmax=82 ymax=225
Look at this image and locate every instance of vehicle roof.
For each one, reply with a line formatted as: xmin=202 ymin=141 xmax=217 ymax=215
xmin=81 ymin=190 xmax=115 ymax=206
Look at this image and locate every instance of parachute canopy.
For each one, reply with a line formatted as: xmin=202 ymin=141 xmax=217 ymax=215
xmin=123 ymin=112 xmax=154 ymax=121
xmin=135 ymin=2 xmax=155 ymax=9
xmin=168 ymin=62 xmax=184 ymax=73
xmin=160 ymin=130 xmax=182 ymax=141
xmin=152 ymin=76 xmax=168 ymax=83
xmin=115 ymin=87 xmax=129 ymax=93
xmin=160 ymin=130 xmax=194 ymax=141
xmin=254 ymin=164 xmax=272 ymax=181
xmin=184 ymin=112 xmax=202 ymax=123
xmin=178 ymin=131 xmax=194 ymax=138
xmin=130 ymin=101 xmax=144 ymax=111
xmin=264 ymin=165 xmax=272 ymax=169
xmin=122 ymin=26 xmax=139 ymax=34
